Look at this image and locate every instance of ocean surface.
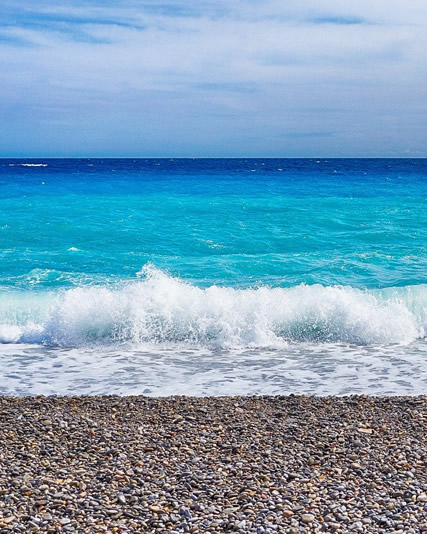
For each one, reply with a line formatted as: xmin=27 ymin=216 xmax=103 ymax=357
xmin=0 ymin=158 xmax=426 ymax=396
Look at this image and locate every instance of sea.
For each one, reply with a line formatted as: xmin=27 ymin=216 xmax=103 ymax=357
xmin=0 ymin=158 xmax=426 ymax=396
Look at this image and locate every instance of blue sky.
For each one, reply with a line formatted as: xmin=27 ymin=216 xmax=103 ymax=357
xmin=0 ymin=0 xmax=426 ymax=157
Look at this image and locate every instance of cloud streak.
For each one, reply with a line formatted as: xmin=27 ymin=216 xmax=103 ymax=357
xmin=0 ymin=0 xmax=426 ymax=156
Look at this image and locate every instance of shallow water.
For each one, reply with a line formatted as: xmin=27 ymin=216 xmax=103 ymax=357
xmin=1 ymin=341 xmax=426 ymax=396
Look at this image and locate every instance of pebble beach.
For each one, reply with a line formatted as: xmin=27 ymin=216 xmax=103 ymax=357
xmin=0 ymin=395 xmax=426 ymax=533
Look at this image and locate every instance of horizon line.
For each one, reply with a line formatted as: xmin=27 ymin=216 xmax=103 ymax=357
xmin=1 ymin=156 xmax=426 ymax=160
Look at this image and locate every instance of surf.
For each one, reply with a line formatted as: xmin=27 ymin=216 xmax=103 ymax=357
xmin=0 ymin=266 xmax=425 ymax=349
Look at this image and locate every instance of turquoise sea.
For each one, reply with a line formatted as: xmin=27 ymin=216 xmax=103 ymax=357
xmin=0 ymin=158 xmax=426 ymax=395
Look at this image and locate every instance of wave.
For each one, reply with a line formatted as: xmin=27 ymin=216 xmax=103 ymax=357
xmin=18 ymin=163 xmax=48 ymax=167
xmin=0 ymin=266 xmax=425 ymax=348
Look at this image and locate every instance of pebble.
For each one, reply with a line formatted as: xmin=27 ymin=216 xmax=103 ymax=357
xmin=301 ymin=513 xmax=315 ymax=523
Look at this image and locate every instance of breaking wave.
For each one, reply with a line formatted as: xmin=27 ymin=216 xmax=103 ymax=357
xmin=0 ymin=266 xmax=425 ymax=348
xmin=18 ymin=163 xmax=48 ymax=167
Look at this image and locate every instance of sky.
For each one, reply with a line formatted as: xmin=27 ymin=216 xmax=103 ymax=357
xmin=0 ymin=0 xmax=426 ymax=157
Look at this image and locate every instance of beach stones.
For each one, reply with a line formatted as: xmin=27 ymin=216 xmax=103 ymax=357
xmin=0 ymin=395 xmax=426 ymax=533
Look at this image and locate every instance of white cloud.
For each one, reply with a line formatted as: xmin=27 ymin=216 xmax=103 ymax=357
xmin=0 ymin=0 xmax=426 ymax=156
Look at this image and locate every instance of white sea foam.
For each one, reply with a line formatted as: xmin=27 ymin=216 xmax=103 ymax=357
xmin=0 ymin=266 xmax=425 ymax=349
xmin=18 ymin=163 xmax=48 ymax=167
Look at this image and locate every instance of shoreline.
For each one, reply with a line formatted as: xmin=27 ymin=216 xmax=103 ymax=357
xmin=1 ymin=395 xmax=426 ymax=533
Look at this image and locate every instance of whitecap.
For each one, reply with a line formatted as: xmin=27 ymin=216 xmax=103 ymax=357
xmin=0 ymin=265 xmax=425 ymax=349
xmin=18 ymin=163 xmax=48 ymax=167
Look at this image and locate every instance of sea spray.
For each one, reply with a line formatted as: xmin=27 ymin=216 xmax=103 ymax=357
xmin=0 ymin=266 xmax=425 ymax=348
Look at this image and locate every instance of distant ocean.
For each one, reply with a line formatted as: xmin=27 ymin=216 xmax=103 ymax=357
xmin=0 ymin=158 xmax=426 ymax=396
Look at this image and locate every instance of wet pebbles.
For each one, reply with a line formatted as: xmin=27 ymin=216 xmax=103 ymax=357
xmin=0 ymin=395 xmax=426 ymax=533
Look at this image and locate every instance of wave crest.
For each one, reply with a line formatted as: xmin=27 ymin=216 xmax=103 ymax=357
xmin=0 ymin=266 xmax=425 ymax=348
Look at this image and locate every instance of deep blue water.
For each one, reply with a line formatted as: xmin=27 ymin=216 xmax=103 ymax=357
xmin=1 ymin=158 xmax=426 ymax=290
xmin=0 ymin=158 xmax=426 ymax=395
